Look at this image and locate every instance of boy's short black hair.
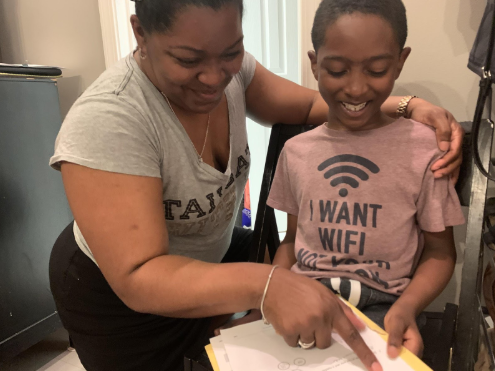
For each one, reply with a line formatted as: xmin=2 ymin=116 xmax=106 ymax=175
xmin=134 ymin=0 xmax=244 ymax=34
xmin=311 ymin=0 xmax=408 ymax=53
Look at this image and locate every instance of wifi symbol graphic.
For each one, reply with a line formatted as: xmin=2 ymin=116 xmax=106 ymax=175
xmin=318 ymin=154 xmax=380 ymax=197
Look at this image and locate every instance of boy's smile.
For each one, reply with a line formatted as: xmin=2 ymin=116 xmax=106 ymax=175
xmin=309 ymin=13 xmax=411 ymax=131
xmin=341 ymin=102 xmax=368 ymax=112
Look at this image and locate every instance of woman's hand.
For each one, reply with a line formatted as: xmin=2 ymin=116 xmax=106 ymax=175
xmin=262 ymin=268 xmax=383 ymax=371
xmin=407 ymin=98 xmax=464 ymax=183
xmin=384 ymin=302 xmax=424 ymax=359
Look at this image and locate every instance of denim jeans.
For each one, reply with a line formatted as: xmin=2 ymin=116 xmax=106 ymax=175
xmin=319 ymin=277 xmax=426 ymax=330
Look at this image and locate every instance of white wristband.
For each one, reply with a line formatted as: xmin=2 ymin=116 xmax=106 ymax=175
xmin=260 ymin=265 xmax=279 ymax=325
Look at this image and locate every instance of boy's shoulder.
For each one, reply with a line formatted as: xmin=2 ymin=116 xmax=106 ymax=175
xmin=401 ymin=118 xmax=436 ymax=139
xmin=283 ymin=119 xmax=438 ymax=145
xmin=399 ymin=118 xmax=440 ymax=151
xmin=385 ymin=118 xmax=445 ymax=166
xmin=283 ymin=125 xmax=325 ymax=152
xmin=280 ymin=119 xmax=442 ymax=160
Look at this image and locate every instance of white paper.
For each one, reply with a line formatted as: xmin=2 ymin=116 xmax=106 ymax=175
xmin=219 ymin=320 xmax=414 ymax=371
xmin=210 ymin=336 xmax=233 ymax=371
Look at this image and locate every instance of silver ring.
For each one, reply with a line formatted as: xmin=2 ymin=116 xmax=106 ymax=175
xmin=298 ymin=339 xmax=316 ymax=349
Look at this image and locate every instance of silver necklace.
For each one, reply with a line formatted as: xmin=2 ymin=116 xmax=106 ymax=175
xmin=161 ymin=92 xmax=210 ymax=161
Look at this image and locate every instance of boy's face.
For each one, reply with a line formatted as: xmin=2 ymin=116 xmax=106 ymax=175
xmin=309 ymin=13 xmax=410 ymax=131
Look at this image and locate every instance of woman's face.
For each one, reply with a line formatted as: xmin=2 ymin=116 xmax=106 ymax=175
xmin=133 ymin=4 xmax=244 ymax=114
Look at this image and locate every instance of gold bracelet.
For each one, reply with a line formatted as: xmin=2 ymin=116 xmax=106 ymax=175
xmin=260 ymin=265 xmax=279 ymax=325
xmin=396 ymin=95 xmax=418 ymax=118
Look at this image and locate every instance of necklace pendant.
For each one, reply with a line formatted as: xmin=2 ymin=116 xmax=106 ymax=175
xmin=199 ymin=157 xmax=203 ymax=163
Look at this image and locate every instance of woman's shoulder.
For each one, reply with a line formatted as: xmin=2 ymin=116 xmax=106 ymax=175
xmin=51 ymin=56 xmax=162 ymax=176
xmin=229 ymin=51 xmax=257 ymax=93
xmin=76 ymin=54 xmax=157 ymax=112
xmin=67 ymin=55 xmax=163 ymax=126
xmin=80 ymin=55 xmax=135 ymax=99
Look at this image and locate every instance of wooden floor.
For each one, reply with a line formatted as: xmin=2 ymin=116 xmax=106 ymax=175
xmin=0 ymin=328 xmax=85 ymax=371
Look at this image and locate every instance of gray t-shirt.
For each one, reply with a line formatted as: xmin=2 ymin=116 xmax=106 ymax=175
xmin=50 ymin=52 xmax=256 ymax=264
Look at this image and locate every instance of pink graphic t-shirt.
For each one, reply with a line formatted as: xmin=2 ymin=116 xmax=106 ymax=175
xmin=267 ymin=118 xmax=465 ymax=295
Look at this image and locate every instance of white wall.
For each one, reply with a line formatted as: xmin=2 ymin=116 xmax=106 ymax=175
xmin=0 ymin=0 xmax=107 ymax=118
xmin=244 ymin=0 xmax=300 ymax=232
xmin=395 ymin=0 xmax=487 ymax=123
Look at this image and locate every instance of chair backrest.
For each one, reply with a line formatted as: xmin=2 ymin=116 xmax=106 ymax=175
xmin=250 ymin=120 xmax=494 ymax=371
xmin=249 ymin=124 xmax=315 ymax=263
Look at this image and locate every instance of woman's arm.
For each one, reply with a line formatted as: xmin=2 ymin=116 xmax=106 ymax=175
xmin=273 ymin=214 xmax=298 ymax=270
xmin=385 ymin=228 xmax=457 ymax=357
xmin=61 ymin=162 xmax=268 ymax=317
xmin=245 ymin=61 xmax=463 ymax=179
xmin=217 ymin=214 xmax=298 ymax=331
xmin=61 ymin=162 xmax=381 ymax=371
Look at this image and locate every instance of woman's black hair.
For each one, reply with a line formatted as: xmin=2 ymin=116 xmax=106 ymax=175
xmin=311 ymin=0 xmax=408 ymax=53
xmin=133 ymin=0 xmax=244 ymax=34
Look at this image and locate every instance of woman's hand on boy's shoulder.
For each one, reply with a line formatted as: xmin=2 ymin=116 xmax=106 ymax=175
xmin=384 ymin=302 xmax=424 ymax=359
xmin=407 ymin=98 xmax=464 ymax=183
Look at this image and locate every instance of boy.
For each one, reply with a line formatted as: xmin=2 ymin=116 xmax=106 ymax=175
xmin=266 ymin=0 xmax=465 ymax=358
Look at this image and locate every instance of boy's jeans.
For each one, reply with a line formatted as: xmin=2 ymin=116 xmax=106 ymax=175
xmin=319 ymin=277 xmax=426 ymax=330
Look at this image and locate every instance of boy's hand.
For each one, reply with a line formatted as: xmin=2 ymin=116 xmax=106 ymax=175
xmin=384 ymin=303 xmax=424 ymax=359
xmin=213 ymin=310 xmax=262 ymax=336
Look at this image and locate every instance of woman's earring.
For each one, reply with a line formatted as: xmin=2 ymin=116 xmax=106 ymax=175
xmin=139 ymin=48 xmax=147 ymax=60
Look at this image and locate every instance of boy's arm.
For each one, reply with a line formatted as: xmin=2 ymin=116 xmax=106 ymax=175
xmin=385 ymin=227 xmax=457 ymax=357
xmin=273 ymin=214 xmax=298 ymax=270
xmin=394 ymin=227 xmax=456 ymax=316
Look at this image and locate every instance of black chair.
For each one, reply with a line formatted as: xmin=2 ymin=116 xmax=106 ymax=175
xmin=184 ymin=355 xmax=213 ymax=371
xmin=250 ymin=120 xmax=494 ymax=371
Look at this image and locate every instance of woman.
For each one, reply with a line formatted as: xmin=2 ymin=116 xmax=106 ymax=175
xmin=49 ymin=0 xmax=463 ymax=370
